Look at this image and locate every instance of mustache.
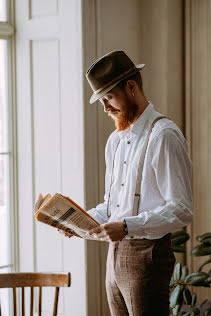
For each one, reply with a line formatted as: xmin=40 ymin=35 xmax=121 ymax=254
xmin=107 ymin=109 xmax=120 ymax=115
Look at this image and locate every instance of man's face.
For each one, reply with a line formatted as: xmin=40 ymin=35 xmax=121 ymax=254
xmin=99 ymin=85 xmax=139 ymax=131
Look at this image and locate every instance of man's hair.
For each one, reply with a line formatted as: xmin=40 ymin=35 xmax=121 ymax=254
xmin=116 ymin=71 xmax=143 ymax=92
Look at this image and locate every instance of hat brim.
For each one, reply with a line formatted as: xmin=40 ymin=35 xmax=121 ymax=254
xmin=89 ymin=64 xmax=145 ymax=104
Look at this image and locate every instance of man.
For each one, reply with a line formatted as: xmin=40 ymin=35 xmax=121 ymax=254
xmin=65 ymin=51 xmax=193 ymax=315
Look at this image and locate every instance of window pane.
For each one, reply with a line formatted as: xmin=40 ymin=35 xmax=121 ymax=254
xmin=0 ymin=154 xmax=10 ymax=267
xmin=0 ymin=267 xmax=11 ymax=316
xmin=0 ymin=0 xmax=7 ymax=21
xmin=0 ymin=40 xmax=8 ymax=153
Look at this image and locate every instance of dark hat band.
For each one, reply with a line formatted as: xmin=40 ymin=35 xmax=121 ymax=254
xmin=94 ymin=65 xmax=136 ymax=94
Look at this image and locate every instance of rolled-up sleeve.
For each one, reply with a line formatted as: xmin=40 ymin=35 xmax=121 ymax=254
xmin=125 ymin=128 xmax=193 ymax=239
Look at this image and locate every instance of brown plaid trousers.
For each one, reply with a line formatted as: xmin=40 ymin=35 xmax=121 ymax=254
xmin=106 ymin=233 xmax=175 ymax=316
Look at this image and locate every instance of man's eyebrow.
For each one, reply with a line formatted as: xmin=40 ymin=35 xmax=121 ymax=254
xmin=105 ymin=93 xmax=113 ymax=97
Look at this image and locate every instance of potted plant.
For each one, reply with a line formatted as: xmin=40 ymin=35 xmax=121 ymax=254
xmin=170 ymin=231 xmax=211 ymax=316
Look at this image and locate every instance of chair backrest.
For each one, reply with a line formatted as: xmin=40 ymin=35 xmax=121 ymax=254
xmin=0 ymin=272 xmax=71 ymax=316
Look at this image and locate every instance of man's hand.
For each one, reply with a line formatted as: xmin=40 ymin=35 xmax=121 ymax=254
xmin=57 ymin=229 xmax=73 ymax=238
xmin=87 ymin=220 xmax=127 ymax=242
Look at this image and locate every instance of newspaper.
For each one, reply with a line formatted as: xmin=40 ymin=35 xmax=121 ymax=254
xmin=34 ymin=193 xmax=100 ymax=240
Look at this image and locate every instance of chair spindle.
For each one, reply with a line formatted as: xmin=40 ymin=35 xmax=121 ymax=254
xmin=53 ymin=287 xmax=60 ymax=316
xmin=39 ymin=287 xmax=42 ymax=316
xmin=13 ymin=288 xmax=17 ymax=316
xmin=30 ymin=287 xmax=34 ymax=316
xmin=22 ymin=287 xmax=25 ymax=316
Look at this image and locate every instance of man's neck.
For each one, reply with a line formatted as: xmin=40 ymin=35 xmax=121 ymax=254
xmin=131 ymin=100 xmax=149 ymax=125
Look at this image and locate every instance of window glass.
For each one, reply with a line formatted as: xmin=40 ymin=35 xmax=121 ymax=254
xmin=0 ymin=267 xmax=11 ymax=316
xmin=0 ymin=39 xmax=10 ymax=268
xmin=0 ymin=155 xmax=10 ymax=267
xmin=0 ymin=39 xmax=11 ymax=316
xmin=0 ymin=40 xmax=8 ymax=153
xmin=0 ymin=0 xmax=7 ymax=21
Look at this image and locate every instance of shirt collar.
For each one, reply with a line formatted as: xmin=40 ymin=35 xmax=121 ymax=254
xmin=117 ymin=101 xmax=154 ymax=140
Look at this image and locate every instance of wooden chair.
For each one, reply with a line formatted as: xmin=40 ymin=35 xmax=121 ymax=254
xmin=0 ymin=272 xmax=71 ymax=316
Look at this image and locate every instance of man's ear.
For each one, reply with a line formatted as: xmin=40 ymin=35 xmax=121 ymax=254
xmin=126 ymin=80 xmax=136 ymax=94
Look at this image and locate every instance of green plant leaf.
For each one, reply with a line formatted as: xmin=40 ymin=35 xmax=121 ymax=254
xmin=196 ymin=233 xmax=211 ymax=242
xmin=170 ymin=284 xmax=182 ymax=308
xmin=172 ymin=304 xmax=180 ymax=315
xmin=172 ymin=234 xmax=190 ymax=246
xmin=191 ymin=244 xmax=211 ymax=256
xmin=201 ymin=237 xmax=211 ymax=246
xmin=191 ymin=293 xmax=196 ymax=308
xmin=185 ymin=272 xmax=209 ymax=285
xmin=183 ymin=288 xmax=192 ymax=305
xmin=181 ymin=266 xmax=189 ymax=280
xmin=173 ymin=245 xmax=186 ymax=253
xmin=170 ymin=276 xmax=176 ymax=288
xmin=173 ymin=262 xmax=182 ymax=281
xmin=172 ymin=231 xmax=189 ymax=239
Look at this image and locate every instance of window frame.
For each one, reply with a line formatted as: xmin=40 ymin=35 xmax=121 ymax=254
xmin=0 ymin=0 xmax=18 ymax=274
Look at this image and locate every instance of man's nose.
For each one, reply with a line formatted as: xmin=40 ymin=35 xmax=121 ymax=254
xmin=103 ymin=101 xmax=110 ymax=113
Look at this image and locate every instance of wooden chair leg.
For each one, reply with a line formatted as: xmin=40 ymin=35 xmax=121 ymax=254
xmin=13 ymin=288 xmax=17 ymax=316
xmin=30 ymin=287 xmax=34 ymax=316
xmin=53 ymin=287 xmax=59 ymax=316
xmin=39 ymin=287 xmax=42 ymax=316
xmin=22 ymin=287 xmax=25 ymax=316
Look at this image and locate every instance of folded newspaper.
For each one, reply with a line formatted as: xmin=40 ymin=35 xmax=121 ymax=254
xmin=34 ymin=193 xmax=100 ymax=240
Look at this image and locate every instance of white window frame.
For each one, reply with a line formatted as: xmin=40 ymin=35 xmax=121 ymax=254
xmin=0 ymin=0 xmax=18 ymax=273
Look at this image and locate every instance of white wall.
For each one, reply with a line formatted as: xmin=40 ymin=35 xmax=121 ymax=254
xmin=15 ymin=1 xmax=86 ymax=315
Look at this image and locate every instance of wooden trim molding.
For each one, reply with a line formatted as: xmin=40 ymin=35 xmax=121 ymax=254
xmin=0 ymin=21 xmax=15 ymax=38
xmin=82 ymin=1 xmax=108 ymax=315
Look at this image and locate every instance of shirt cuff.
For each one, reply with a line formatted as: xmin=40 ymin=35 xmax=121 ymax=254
xmin=124 ymin=216 xmax=144 ymax=237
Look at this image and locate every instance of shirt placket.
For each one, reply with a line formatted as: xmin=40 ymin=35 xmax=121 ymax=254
xmin=114 ymin=137 xmax=132 ymax=216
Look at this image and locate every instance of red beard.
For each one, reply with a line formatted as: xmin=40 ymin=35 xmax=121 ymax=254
xmin=108 ymin=95 xmax=139 ymax=131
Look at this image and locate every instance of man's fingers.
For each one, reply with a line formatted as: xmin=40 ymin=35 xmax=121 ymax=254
xmin=88 ymin=225 xmax=104 ymax=235
xmin=96 ymin=230 xmax=107 ymax=239
xmin=65 ymin=232 xmax=73 ymax=238
xmin=57 ymin=229 xmax=73 ymax=238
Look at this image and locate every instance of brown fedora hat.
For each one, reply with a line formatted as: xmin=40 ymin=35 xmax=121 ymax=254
xmin=86 ymin=50 xmax=145 ymax=104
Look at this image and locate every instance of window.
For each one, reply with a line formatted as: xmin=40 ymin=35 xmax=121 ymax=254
xmin=0 ymin=0 xmax=7 ymax=21
xmin=0 ymin=1 xmax=16 ymax=315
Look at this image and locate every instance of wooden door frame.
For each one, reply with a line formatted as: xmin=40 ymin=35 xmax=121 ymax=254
xmin=82 ymin=1 xmax=109 ymax=315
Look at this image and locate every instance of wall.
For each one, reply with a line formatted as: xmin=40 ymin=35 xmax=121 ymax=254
xmin=185 ymin=0 xmax=211 ymax=301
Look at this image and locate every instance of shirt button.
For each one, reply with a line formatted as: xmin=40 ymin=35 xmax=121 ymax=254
xmin=127 ymin=141 xmax=131 ymax=144
xmin=121 ymin=183 xmax=124 ymax=186
xmin=124 ymin=161 xmax=126 ymax=164
xmin=117 ymin=204 xmax=120 ymax=207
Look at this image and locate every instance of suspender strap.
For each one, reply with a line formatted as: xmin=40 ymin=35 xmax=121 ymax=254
xmin=106 ymin=138 xmax=120 ymax=218
xmin=106 ymin=115 xmax=168 ymax=219
xmin=132 ymin=116 xmax=167 ymax=216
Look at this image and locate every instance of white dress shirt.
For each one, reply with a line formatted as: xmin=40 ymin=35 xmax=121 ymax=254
xmin=88 ymin=101 xmax=193 ymax=239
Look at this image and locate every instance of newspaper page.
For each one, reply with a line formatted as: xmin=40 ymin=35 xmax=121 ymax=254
xmin=34 ymin=193 xmax=100 ymax=240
